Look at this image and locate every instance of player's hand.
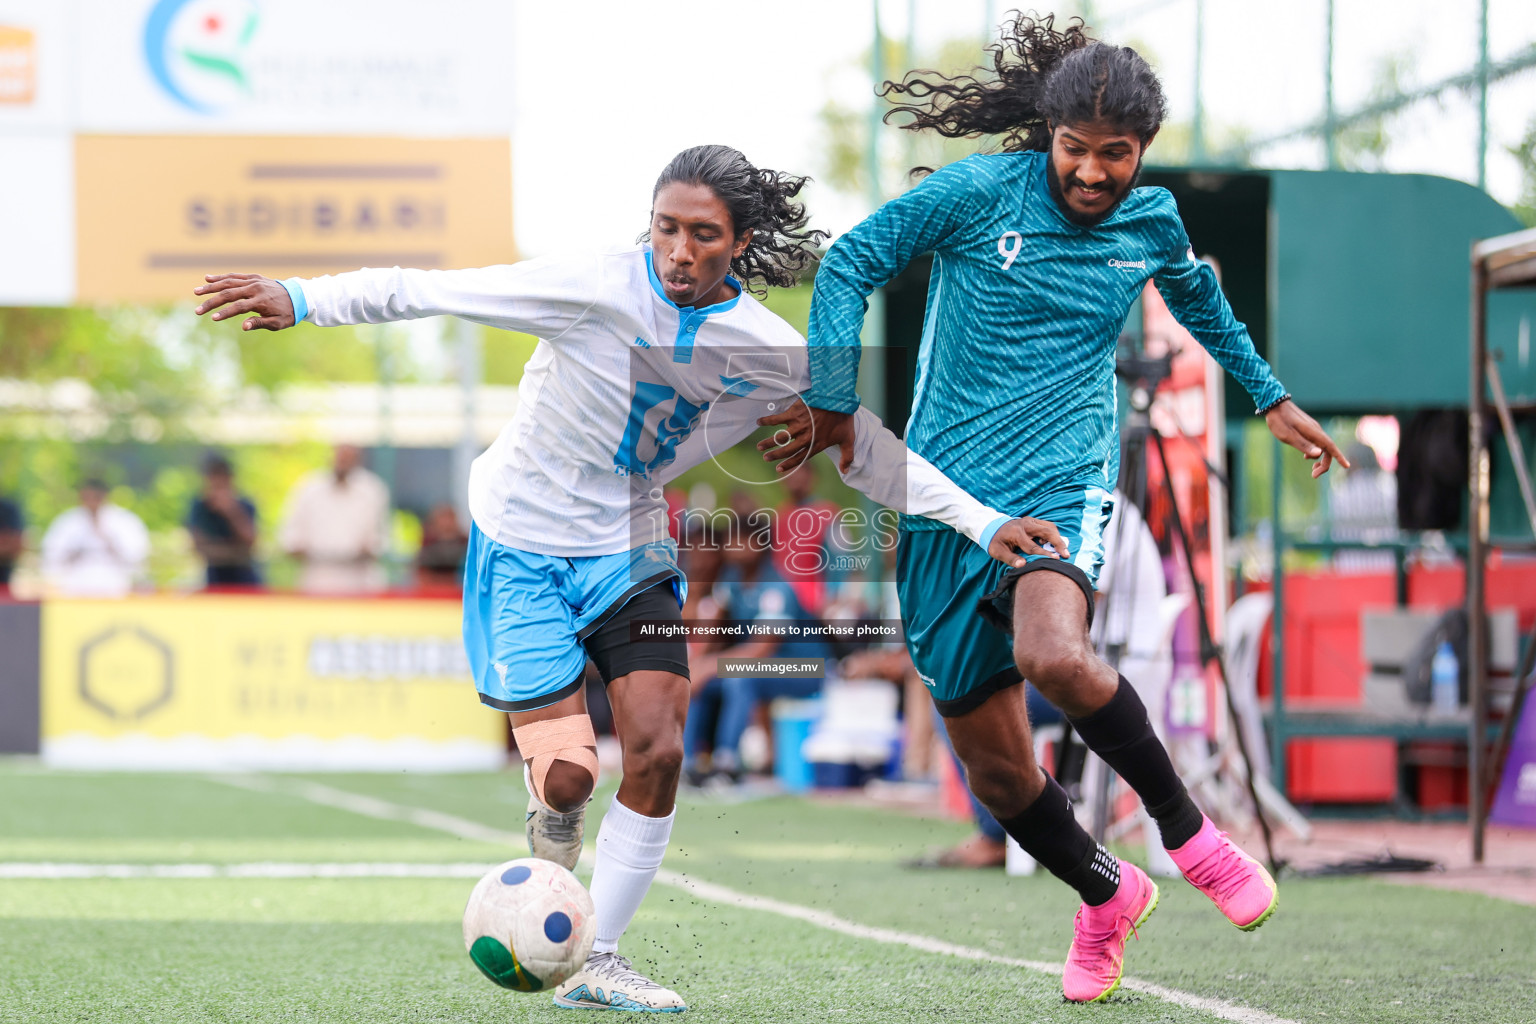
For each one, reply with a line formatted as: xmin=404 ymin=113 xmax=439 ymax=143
xmin=1264 ymin=399 xmax=1350 ymax=479
xmin=757 ymin=399 xmax=856 ymax=474
xmin=987 ymin=516 xmax=1069 ymax=569
xmin=193 ymin=273 xmax=296 ymax=331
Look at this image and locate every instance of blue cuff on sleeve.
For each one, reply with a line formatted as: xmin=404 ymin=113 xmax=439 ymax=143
xmin=800 ymin=388 xmax=861 ymax=415
xmin=280 ymin=278 xmax=309 ymax=324
xmin=804 ymin=341 xmax=863 ymax=413
xmin=976 ymin=515 xmax=1012 ymax=552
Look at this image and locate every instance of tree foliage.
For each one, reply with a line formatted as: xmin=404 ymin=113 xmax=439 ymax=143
xmin=1511 ymin=115 xmax=1536 ymax=228
xmin=819 ymin=36 xmax=1001 ymax=200
xmin=0 ymin=302 xmax=439 ymax=586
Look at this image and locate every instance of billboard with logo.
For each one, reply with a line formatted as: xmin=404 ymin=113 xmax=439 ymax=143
xmin=74 ymin=134 xmax=512 ymax=303
xmin=81 ymin=0 xmax=514 ymax=135
xmin=40 ymin=595 xmax=507 ymax=770
xmin=0 ymin=0 xmax=516 ymax=305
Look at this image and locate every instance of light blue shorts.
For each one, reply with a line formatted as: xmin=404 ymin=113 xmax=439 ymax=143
xmin=462 ymin=525 xmax=684 ymax=712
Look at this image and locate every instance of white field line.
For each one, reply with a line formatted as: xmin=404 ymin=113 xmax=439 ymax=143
xmin=205 ymin=775 xmax=1299 ymax=1024
xmin=657 ymin=870 xmax=1298 ymax=1024
xmin=212 ymin=773 xmax=523 ymax=845
xmin=0 ymin=862 xmax=494 ymax=879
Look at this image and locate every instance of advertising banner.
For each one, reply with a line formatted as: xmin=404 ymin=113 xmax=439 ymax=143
xmin=75 ymin=134 xmax=513 ymax=303
xmin=0 ymin=133 xmax=73 ymax=304
xmin=0 ymin=3 xmax=68 ymax=131
xmin=0 ymin=0 xmax=516 ymax=305
xmin=77 ymin=0 xmax=515 ymax=136
xmin=40 ymin=595 xmax=506 ymax=770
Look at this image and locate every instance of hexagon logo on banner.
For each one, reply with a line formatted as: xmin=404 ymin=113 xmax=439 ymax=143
xmin=78 ymin=625 xmax=176 ymax=721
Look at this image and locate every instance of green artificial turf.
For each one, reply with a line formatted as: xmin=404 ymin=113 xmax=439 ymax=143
xmin=1 ymin=766 xmax=1531 ymax=1023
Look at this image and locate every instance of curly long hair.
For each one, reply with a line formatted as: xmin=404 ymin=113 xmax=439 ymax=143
xmin=881 ymin=11 xmax=1166 ymax=154
xmin=641 ymin=145 xmax=828 ymax=296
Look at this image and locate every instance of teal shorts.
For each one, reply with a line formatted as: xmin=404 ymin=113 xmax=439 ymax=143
xmin=897 ymin=486 xmax=1111 ymax=717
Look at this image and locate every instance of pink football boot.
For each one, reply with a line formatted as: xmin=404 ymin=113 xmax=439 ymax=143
xmin=1062 ymin=859 xmax=1159 ymax=1003
xmin=1167 ymin=815 xmax=1279 ymax=931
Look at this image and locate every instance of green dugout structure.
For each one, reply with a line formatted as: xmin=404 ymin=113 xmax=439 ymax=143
xmin=1142 ymin=167 xmax=1536 ymax=820
xmin=1140 ymin=167 xmax=1536 ymax=413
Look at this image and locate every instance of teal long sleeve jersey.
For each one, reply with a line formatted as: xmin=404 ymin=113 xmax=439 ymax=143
xmin=802 ymin=151 xmax=1287 ymax=524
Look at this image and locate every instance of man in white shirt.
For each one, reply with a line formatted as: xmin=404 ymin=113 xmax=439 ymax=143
xmin=40 ymin=480 xmax=150 ymax=597
xmin=194 ymin=144 xmax=1061 ymax=1013
xmin=279 ymin=445 xmax=390 ymax=594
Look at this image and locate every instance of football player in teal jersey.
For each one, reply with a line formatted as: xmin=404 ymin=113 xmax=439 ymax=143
xmin=761 ymin=13 xmax=1346 ymax=1003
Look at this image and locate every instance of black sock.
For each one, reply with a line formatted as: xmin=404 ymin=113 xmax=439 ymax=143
xmin=1147 ymin=792 xmax=1205 ymax=849
xmin=1069 ymin=677 xmax=1204 ymax=850
xmin=996 ymin=773 xmax=1121 ymax=906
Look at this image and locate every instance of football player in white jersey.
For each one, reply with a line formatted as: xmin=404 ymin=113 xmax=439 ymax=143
xmin=195 ymin=145 xmax=1065 ymax=1013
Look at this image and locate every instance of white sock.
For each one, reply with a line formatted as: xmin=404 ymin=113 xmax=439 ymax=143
xmin=587 ymin=797 xmax=675 ymax=955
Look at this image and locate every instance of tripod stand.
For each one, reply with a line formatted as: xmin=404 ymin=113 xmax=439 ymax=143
xmin=1069 ymin=346 xmax=1304 ymax=873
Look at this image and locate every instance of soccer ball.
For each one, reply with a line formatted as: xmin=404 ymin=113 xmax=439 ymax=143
xmin=463 ymin=858 xmax=596 ymax=992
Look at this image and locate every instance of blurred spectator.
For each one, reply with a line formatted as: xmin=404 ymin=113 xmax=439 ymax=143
xmin=840 ymin=641 xmax=931 ymax=778
xmin=416 ymin=502 xmax=468 ymax=589
xmin=684 ymin=500 xmax=833 ymax=784
xmin=921 ymin=691 xmax=1064 ymax=868
xmin=40 ymin=480 xmax=149 ymax=597
xmin=772 ymin=463 xmax=840 ymax=617
xmin=279 ymin=445 xmax=389 ymax=594
xmin=0 ymin=496 xmax=21 ymax=595
xmin=840 ymin=640 xmax=1063 ymax=868
xmin=678 ymin=520 xmax=724 ymax=625
xmin=187 ymin=453 xmax=260 ymax=589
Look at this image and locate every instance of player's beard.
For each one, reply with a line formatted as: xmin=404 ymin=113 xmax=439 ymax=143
xmin=1047 ymin=157 xmax=1143 ymax=228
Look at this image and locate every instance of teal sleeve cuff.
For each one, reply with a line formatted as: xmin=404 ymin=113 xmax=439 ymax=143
xmin=280 ymin=278 xmax=309 ymax=324
xmin=976 ymin=515 xmax=1012 ymax=551
xmin=804 ymin=339 xmax=863 ymax=413
xmin=1252 ymin=378 xmax=1288 ymax=414
xmin=800 ymin=389 xmax=861 ymax=414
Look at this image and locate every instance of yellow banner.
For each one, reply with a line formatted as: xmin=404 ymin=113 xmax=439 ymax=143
xmin=41 ymin=595 xmax=506 ymax=769
xmin=75 ymin=135 xmax=513 ymax=304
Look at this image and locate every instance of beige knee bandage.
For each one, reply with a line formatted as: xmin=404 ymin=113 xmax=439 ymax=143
xmin=513 ymin=715 xmax=598 ymax=808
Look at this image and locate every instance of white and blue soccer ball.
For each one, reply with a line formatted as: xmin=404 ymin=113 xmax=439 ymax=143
xmin=463 ymin=858 xmax=596 ymax=992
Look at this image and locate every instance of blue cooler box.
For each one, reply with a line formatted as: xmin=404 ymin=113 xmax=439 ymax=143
xmin=771 ymin=698 xmax=822 ymax=793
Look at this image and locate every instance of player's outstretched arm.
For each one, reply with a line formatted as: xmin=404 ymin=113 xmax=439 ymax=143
xmin=1264 ymin=398 xmax=1350 ymax=478
xmin=194 ymin=274 xmax=297 ymax=331
xmin=199 ymin=256 xmax=604 ymax=337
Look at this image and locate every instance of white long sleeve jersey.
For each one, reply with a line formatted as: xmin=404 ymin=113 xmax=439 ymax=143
xmin=296 ymin=246 xmax=1010 ymax=558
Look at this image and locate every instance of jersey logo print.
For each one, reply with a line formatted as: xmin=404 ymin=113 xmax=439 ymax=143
xmin=718 ymin=374 xmax=760 ymax=397
xmin=1108 ymin=258 xmax=1147 ymax=270
xmin=613 ymin=382 xmax=709 ymax=480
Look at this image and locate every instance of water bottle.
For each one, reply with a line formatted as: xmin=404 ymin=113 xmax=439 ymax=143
xmin=1431 ymin=641 xmax=1459 ymax=714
